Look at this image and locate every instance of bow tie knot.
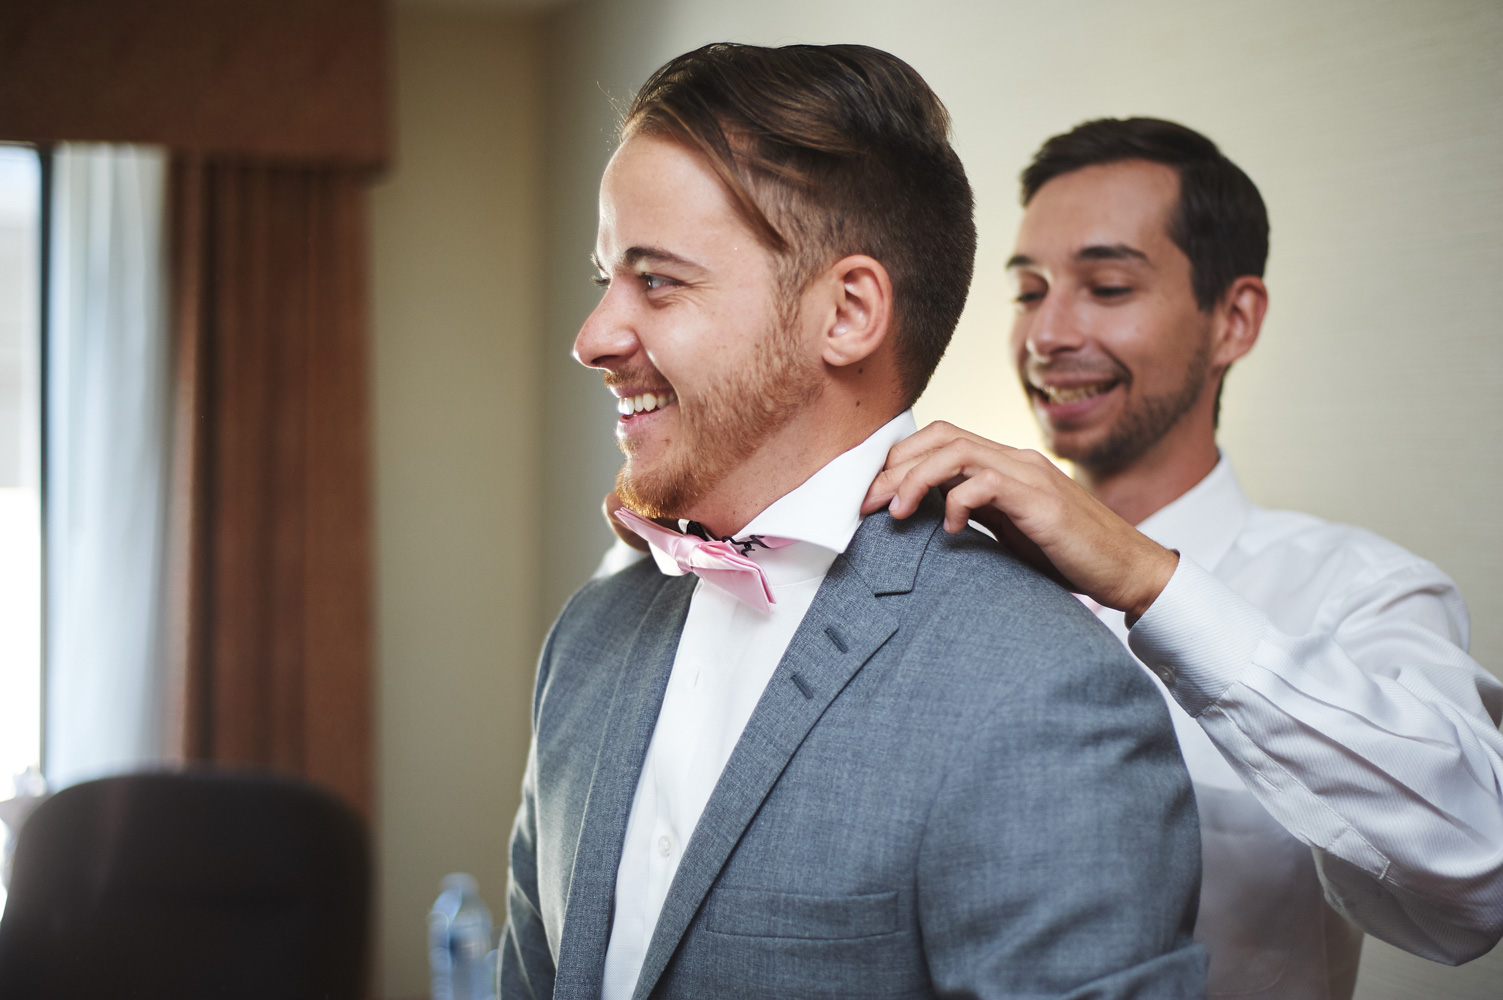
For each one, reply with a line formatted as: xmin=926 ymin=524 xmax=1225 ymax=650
xmin=614 ymin=508 xmax=793 ymax=613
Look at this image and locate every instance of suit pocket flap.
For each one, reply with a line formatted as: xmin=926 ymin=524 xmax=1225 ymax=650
xmin=704 ymin=887 xmax=898 ymax=940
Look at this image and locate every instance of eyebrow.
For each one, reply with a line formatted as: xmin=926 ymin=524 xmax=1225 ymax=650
xmin=1006 ymin=243 xmax=1150 ymax=270
xmin=592 ymin=245 xmax=704 ymax=272
xmin=1076 ymin=243 xmax=1149 ymax=263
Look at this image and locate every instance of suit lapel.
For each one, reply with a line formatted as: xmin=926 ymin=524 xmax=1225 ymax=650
xmin=552 ymin=575 xmax=695 ymax=1000
xmin=630 ymin=507 xmax=939 ymax=999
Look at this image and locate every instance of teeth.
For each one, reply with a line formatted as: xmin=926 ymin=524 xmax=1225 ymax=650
xmin=1039 ymin=382 xmax=1113 ymax=404
xmin=617 ymin=391 xmax=678 ymax=417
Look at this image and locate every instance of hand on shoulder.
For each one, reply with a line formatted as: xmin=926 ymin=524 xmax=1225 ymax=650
xmin=861 ymin=421 xmax=1179 ymax=625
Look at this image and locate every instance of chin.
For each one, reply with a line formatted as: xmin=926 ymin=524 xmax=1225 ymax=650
xmin=616 ymin=449 xmax=701 ymax=521
xmin=1037 ymin=428 xmax=1097 ymax=467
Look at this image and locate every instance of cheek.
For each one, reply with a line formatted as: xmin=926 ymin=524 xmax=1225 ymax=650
xmin=642 ymin=325 xmax=728 ymax=392
xmin=1113 ymin=316 xmax=1198 ymax=384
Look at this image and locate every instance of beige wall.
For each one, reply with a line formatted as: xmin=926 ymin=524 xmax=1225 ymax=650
xmin=370 ymin=8 xmax=546 ymax=996
xmin=373 ymin=0 xmax=1502 ymax=995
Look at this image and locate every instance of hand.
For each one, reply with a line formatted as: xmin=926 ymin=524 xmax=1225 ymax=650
xmin=861 ymin=422 xmax=1178 ymax=625
xmin=604 ymin=492 xmax=652 ymax=553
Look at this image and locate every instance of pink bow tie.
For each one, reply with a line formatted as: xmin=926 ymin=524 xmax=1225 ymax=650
xmin=614 ymin=508 xmax=794 ymax=613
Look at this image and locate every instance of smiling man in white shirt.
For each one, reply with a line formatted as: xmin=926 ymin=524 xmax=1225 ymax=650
xmin=862 ymin=117 xmax=1503 ymax=998
xmin=502 ymin=48 xmax=1206 ymax=1000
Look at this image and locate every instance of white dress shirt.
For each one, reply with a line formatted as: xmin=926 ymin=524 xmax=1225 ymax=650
xmin=1090 ymin=455 xmax=1503 ymax=999
xmin=599 ymin=410 xmax=917 ymax=1000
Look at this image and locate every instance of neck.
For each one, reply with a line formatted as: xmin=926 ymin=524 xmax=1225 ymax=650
xmin=685 ymin=392 xmax=900 ymax=538
xmin=1072 ymin=416 xmax=1220 ymax=527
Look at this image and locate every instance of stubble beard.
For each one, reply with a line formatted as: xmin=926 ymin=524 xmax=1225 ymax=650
xmin=614 ymin=316 xmax=823 ymax=521
xmin=1050 ymin=335 xmax=1212 ymax=475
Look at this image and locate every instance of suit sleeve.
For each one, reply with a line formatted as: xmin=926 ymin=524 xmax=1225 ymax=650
xmin=917 ymin=627 xmax=1207 ymax=998
xmin=1131 ymin=556 xmax=1503 ymax=963
xmin=499 ymin=619 xmax=568 ymax=1000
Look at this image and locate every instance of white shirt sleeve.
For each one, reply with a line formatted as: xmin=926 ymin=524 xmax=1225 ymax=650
xmin=1129 ymin=555 xmax=1503 ymax=964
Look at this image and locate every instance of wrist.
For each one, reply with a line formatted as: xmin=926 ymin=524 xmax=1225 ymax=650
xmin=1124 ymin=545 xmax=1179 ymax=628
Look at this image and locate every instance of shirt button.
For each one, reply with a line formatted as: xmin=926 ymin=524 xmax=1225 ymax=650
xmin=657 ymin=835 xmax=673 ymax=857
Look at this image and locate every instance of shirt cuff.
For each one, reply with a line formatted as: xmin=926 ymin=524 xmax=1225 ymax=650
xmin=1127 ymin=556 xmax=1268 ymax=717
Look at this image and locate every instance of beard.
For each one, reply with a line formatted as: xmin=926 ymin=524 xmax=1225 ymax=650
xmin=1044 ymin=335 xmax=1212 ymax=474
xmin=614 ymin=318 xmax=823 ymax=520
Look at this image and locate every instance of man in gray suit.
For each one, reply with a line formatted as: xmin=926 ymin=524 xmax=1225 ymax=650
xmin=501 ymin=43 xmax=1205 ymax=999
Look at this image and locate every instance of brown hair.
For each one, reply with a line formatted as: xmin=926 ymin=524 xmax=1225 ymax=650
xmin=623 ymin=43 xmax=976 ymax=404
xmin=1021 ymin=117 xmax=1268 ymax=312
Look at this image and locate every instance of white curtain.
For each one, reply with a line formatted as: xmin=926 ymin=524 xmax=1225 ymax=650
xmin=44 ymin=145 xmax=171 ymax=788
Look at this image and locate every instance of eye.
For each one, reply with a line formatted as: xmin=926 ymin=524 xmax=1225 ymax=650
xmin=1014 ymin=289 xmax=1045 ymax=305
xmin=1092 ymin=285 xmax=1131 ymax=299
xmin=590 ymin=272 xmax=610 ymax=289
xmin=640 ymin=272 xmax=676 ymax=291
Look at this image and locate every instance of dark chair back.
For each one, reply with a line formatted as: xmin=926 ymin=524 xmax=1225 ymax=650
xmin=0 ymin=769 xmax=370 ymax=999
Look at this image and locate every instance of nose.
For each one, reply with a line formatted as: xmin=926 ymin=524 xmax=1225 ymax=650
xmin=572 ymin=287 xmax=640 ymax=371
xmin=1017 ymin=288 xmax=1085 ymax=361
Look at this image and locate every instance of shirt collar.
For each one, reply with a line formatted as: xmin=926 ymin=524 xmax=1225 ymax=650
xmin=1134 ymin=452 xmax=1252 ymax=572
xmin=739 ymin=409 xmax=917 ymax=556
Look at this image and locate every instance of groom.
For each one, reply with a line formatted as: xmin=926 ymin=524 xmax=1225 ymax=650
xmin=501 ymin=43 xmax=1204 ymax=999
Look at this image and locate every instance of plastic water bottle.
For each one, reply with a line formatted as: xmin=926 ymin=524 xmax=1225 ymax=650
xmin=429 ymin=873 xmax=496 ymax=1000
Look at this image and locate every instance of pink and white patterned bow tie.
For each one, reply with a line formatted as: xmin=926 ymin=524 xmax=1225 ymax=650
xmin=614 ymin=508 xmax=795 ymax=613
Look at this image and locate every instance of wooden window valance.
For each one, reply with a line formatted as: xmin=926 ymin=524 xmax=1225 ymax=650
xmin=0 ymin=0 xmax=389 ymax=168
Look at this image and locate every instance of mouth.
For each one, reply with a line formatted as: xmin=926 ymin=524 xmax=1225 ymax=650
xmin=1024 ymin=374 xmax=1124 ymax=424
xmin=1027 ymin=380 xmax=1119 ymax=406
xmin=615 ymin=388 xmax=679 ymax=422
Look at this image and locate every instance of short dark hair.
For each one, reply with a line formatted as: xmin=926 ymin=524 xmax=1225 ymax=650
xmin=623 ymin=43 xmax=976 ymax=404
xmin=1020 ymin=117 xmax=1268 ymax=312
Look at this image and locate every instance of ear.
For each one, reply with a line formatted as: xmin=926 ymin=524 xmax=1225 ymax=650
xmin=1211 ymin=275 xmax=1268 ymax=369
xmin=819 ymin=254 xmax=893 ymax=368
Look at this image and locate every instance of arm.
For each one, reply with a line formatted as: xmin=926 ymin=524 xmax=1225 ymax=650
xmin=499 ymin=743 xmax=554 ymax=999
xmin=499 ymin=624 xmax=567 ymax=999
xmin=918 ymin=627 xmax=1205 ymax=996
xmin=870 ymin=421 xmax=1503 ymax=963
xmin=1130 ymin=555 xmax=1503 ymax=963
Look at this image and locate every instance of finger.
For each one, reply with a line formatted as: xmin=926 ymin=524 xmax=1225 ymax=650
xmin=884 ymin=420 xmax=1022 ymax=474
xmin=862 ymin=456 xmax=925 ymax=514
xmin=940 ymin=471 xmax=1011 ymax=533
xmin=888 ymin=439 xmax=1019 ymax=519
xmin=943 ymin=479 xmax=1073 ymax=588
xmin=880 ymin=420 xmax=975 ymax=471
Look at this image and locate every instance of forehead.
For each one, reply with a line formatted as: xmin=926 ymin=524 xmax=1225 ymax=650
xmin=596 ymin=135 xmax=761 ymax=262
xmin=1014 ymin=160 xmax=1181 ymax=263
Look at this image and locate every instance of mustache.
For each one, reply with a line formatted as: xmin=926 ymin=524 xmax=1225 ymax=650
xmin=604 ymin=369 xmax=671 ymax=391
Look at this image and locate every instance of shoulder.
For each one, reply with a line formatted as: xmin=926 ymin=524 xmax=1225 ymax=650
xmin=908 ymin=516 xmax=1128 ymax=668
xmin=540 ymin=558 xmax=676 ymax=674
xmin=1236 ymin=503 xmax=1464 ymax=600
xmin=562 ymin=554 xmax=669 ymax=625
xmin=857 ymin=505 xmax=1156 ymax=717
xmin=1216 ymin=502 xmax=1471 ymax=645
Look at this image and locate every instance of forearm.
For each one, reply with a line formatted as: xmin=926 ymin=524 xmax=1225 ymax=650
xmin=1131 ymin=558 xmax=1503 ymax=960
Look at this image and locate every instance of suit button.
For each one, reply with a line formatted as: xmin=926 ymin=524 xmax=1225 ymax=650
xmin=1157 ymin=666 xmax=1176 ymax=686
xmin=657 ymin=835 xmax=673 ymax=857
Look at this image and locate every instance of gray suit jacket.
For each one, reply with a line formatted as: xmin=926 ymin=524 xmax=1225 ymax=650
xmin=502 ymin=497 xmax=1206 ymax=999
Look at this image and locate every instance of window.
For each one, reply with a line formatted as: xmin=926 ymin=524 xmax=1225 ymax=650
xmin=0 ymin=144 xmax=43 ymax=916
